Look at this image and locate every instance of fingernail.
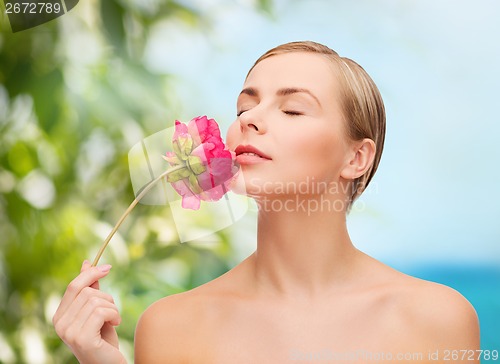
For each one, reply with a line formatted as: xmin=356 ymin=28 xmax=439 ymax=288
xmin=81 ymin=260 xmax=90 ymax=270
xmin=98 ymin=264 xmax=112 ymax=272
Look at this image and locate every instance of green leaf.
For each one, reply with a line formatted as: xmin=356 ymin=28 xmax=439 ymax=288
xmin=187 ymin=155 xmax=206 ymax=175
xmin=172 ymin=139 xmax=183 ymax=160
xmin=166 ymin=167 xmax=191 ymax=183
xmin=177 ymin=135 xmax=193 ymax=157
xmin=188 ymin=173 xmax=202 ymax=194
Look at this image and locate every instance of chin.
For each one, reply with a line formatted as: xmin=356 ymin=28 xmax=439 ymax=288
xmin=227 ymin=169 xmax=248 ymax=195
xmin=228 ymin=168 xmax=273 ymax=197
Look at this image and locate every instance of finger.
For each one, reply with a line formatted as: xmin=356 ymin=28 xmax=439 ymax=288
xmin=63 ymin=305 xmax=121 ymax=348
xmin=68 ymin=297 xmax=120 ymax=333
xmin=80 ymin=260 xmax=91 ymax=273
xmin=81 ymin=260 xmax=99 ymax=289
xmin=56 ymin=287 xmax=116 ymax=328
xmin=56 ymin=296 xmax=119 ymax=342
xmin=82 ymin=298 xmax=121 ymax=328
xmin=82 ymin=306 xmax=122 ymax=333
xmin=54 ymin=263 xmax=112 ymax=321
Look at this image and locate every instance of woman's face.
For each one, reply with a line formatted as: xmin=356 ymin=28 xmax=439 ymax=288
xmin=226 ymin=52 xmax=353 ymax=199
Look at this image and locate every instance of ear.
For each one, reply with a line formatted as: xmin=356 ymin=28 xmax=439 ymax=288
xmin=340 ymin=138 xmax=376 ymax=180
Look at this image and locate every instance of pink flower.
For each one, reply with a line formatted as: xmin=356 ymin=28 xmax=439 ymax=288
xmin=163 ymin=116 xmax=239 ymax=210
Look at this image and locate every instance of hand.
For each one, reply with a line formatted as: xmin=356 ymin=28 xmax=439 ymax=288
xmin=53 ymin=261 xmax=127 ymax=364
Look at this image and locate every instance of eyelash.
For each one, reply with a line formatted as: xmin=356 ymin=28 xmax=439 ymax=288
xmin=283 ymin=110 xmax=302 ymax=116
xmin=237 ymin=110 xmax=302 ymax=117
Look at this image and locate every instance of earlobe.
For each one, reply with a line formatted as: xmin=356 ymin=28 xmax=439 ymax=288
xmin=340 ymin=138 xmax=376 ymax=180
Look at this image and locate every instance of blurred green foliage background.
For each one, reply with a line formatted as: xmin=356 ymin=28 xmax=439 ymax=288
xmin=0 ymin=1 xmax=270 ymax=362
xmin=2 ymin=0 xmax=499 ymax=362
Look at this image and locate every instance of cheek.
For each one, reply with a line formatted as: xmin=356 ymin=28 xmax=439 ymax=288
xmin=225 ymin=121 xmax=239 ymax=150
xmin=285 ymin=127 xmax=346 ymax=181
xmin=227 ymin=170 xmax=248 ymax=195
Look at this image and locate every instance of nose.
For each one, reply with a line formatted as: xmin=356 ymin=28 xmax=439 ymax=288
xmin=239 ymin=108 xmax=266 ymax=134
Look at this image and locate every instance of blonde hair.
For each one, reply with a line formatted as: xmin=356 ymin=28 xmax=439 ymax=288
xmin=248 ymin=41 xmax=386 ymax=211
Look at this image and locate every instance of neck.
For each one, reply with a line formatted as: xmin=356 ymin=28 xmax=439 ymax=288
xmin=249 ymin=194 xmax=360 ymax=302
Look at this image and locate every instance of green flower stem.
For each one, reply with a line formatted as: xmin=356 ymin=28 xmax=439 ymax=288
xmin=91 ymin=164 xmax=185 ymax=267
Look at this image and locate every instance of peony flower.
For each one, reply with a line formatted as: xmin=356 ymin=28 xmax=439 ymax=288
xmin=91 ymin=116 xmax=239 ymax=266
xmin=163 ymin=116 xmax=239 ymax=210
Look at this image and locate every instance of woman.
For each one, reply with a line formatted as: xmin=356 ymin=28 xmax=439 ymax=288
xmin=53 ymin=41 xmax=480 ymax=363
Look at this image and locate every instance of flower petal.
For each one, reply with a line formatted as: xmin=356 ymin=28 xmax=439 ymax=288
xmin=181 ymin=193 xmax=201 ymax=210
xmin=165 ymin=116 xmax=240 ymax=209
xmin=163 ymin=152 xmax=180 ymax=165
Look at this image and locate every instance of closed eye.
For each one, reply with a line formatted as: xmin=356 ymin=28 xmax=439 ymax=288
xmin=283 ymin=110 xmax=303 ymax=116
xmin=236 ymin=110 xmax=248 ymax=117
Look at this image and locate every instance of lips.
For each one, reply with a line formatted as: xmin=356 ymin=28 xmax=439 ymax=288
xmin=234 ymin=144 xmax=272 ymax=164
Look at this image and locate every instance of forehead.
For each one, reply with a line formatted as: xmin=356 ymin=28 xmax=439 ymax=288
xmin=244 ymin=52 xmax=339 ymax=96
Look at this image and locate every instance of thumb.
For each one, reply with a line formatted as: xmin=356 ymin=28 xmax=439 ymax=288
xmin=81 ymin=260 xmax=101 ymax=290
xmin=81 ymin=260 xmax=91 ymax=273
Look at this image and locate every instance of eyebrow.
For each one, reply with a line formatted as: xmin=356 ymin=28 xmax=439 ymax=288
xmin=239 ymin=87 xmax=259 ymax=97
xmin=239 ymin=87 xmax=321 ymax=107
xmin=277 ymin=88 xmax=321 ymax=107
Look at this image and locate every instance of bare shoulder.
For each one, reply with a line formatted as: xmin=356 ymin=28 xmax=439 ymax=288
xmin=403 ymin=275 xmax=479 ymax=346
xmin=134 ymin=289 xmax=199 ymax=363
xmin=134 ymin=268 xmax=239 ymax=364
xmin=374 ymin=263 xmax=480 ymax=353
